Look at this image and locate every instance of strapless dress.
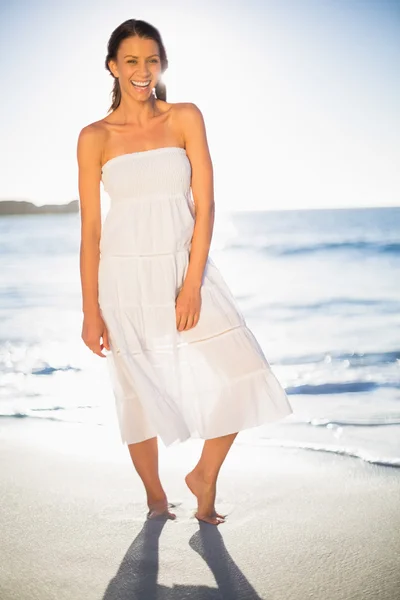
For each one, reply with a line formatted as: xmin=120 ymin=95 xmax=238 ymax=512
xmin=98 ymin=146 xmax=293 ymax=446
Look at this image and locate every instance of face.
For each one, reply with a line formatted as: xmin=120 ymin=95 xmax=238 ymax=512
xmin=109 ymin=36 xmax=162 ymax=100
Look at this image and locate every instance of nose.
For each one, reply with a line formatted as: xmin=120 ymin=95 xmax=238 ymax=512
xmin=136 ymin=61 xmax=151 ymax=77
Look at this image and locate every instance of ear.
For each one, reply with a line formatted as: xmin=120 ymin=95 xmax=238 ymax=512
xmin=108 ymin=59 xmax=119 ymax=79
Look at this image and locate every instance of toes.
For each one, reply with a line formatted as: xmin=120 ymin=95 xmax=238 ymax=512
xmin=211 ymin=509 xmax=227 ymax=520
xmin=214 ymin=512 xmax=226 ymax=520
xmin=146 ymin=499 xmax=176 ymax=520
xmin=195 ymin=512 xmax=225 ymax=525
xmin=146 ymin=497 xmax=177 ymax=521
xmin=147 ymin=509 xmax=176 ymax=520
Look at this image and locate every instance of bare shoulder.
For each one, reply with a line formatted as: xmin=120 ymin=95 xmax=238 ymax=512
xmin=173 ymin=102 xmax=209 ymax=156
xmin=172 ymin=102 xmax=205 ymax=128
xmin=77 ymin=119 xmax=107 ymax=142
xmin=158 ymin=100 xmax=203 ymax=123
xmin=173 ymin=101 xmax=203 ymax=115
xmin=76 ymin=120 xmax=107 ymax=168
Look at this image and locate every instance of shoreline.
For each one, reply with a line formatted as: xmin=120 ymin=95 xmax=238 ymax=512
xmin=1 ymin=413 xmax=399 ymax=470
xmin=1 ymin=417 xmax=399 ymax=599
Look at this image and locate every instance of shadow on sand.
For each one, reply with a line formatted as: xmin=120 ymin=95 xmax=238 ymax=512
xmin=103 ymin=516 xmax=263 ymax=599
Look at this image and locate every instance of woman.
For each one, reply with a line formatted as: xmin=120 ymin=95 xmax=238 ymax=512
xmin=77 ymin=19 xmax=293 ymax=526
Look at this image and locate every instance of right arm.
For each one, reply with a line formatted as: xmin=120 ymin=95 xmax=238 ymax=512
xmin=77 ymin=125 xmax=109 ymax=357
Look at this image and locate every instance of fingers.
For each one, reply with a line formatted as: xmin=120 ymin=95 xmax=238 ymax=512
xmin=83 ymin=336 xmax=108 ymax=357
xmin=89 ymin=342 xmax=106 ymax=358
xmin=176 ymin=311 xmax=200 ymax=331
xmin=185 ymin=314 xmax=194 ymax=330
xmin=176 ymin=309 xmax=185 ymax=331
xmin=102 ymin=327 xmax=111 ymax=351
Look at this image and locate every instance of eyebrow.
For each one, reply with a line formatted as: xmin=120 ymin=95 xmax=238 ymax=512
xmin=123 ymin=54 xmax=159 ymax=58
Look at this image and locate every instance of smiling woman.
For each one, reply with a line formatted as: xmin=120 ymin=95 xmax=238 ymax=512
xmin=77 ymin=18 xmax=292 ymax=526
xmin=104 ymin=22 xmax=168 ymax=112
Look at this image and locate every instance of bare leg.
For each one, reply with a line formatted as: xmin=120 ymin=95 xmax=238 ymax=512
xmin=185 ymin=432 xmax=238 ymax=525
xmin=128 ymin=436 xmax=176 ymax=520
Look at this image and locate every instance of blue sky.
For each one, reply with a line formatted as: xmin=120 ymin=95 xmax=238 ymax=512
xmin=0 ymin=0 xmax=399 ymax=211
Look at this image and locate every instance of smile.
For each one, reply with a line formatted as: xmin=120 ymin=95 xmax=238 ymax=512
xmin=130 ymin=80 xmax=151 ymax=89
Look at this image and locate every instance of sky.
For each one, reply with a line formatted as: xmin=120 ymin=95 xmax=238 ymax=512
xmin=0 ymin=0 xmax=399 ymax=211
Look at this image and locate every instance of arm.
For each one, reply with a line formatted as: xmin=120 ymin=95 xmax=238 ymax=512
xmin=182 ymin=103 xmax=215 ymax=288
xmin=175 ymin=103 xmax=215 ymax=332
xmin=77 ymin=125 xmax=109 ymax=356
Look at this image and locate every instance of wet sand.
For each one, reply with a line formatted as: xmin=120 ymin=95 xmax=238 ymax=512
xmin=1 ymin=417 xmax=399 ymax=600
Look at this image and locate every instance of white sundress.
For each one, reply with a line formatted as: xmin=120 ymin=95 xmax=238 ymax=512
xmin=98 ymin=146 xmax=293 ymax=446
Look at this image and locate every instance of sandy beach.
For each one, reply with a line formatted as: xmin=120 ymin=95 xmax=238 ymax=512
xmin=1 ymin=417 xmax=399 ymax=600
xmin=1 ymin=0 xmax=399 ymax=596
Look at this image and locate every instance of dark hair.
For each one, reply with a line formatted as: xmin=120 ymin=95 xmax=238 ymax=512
xmin=105 ymin=19 xmax=168 ymax=113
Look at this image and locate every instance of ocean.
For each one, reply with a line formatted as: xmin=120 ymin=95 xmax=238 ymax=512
xmin=0 ymin=206 xmax=399 ymax=467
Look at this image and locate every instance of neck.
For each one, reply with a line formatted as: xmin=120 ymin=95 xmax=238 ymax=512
xmin=116 ymin=93 xmax=159 ymax=126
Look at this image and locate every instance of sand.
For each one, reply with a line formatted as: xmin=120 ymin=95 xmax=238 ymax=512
xmin=1 ymin=417 xmax=399 ymax=600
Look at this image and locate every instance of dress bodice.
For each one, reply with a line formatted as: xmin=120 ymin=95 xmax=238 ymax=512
xmin=101 ymin=146 xmax=191 ymax=202
xmin=99 ymin=146 xmax=195 ymax=257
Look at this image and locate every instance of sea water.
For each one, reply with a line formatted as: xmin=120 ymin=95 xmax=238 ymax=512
xmin=0 ymin=207 xmax=399 ymax=467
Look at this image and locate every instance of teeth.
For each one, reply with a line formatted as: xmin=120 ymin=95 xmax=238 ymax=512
xmin=131 ymin=80 xmax=150 ymax=87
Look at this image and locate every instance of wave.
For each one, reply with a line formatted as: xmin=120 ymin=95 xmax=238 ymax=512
xmin=275 ymin=298 xmax=399 ymax=313
xmin=0 ymin=404 xmax=96 ymax=425
xmin=226 ymin=240 xmax=400 ymax=257
xmin=31 ymin=364 xmax=81 ymax=375
xmin=237 ymin=437 xmax=400 ymax=469
xmin=305 ymin=416 xmax=400 ymax=427
xmin=2 ymin=413 xmax=399 ymax=469
xmin=286 ymin=380 xmax=400 ymax=395
xmin=279 ymin=349 xmax=400 ymax=367
xmin=242 ymin=298 xmax=400 ymax=321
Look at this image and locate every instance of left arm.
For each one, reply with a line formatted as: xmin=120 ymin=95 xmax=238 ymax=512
xmin=175 ymin=103 xmax=215 ymax=331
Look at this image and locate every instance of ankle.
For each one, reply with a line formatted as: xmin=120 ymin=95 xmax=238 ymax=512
xmin=146 ymin=489 xmax=167 ymax=503
xmin=192 ymin=466 xmax=219 ymax=484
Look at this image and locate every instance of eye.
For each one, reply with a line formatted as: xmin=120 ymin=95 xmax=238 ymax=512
xmin=126 ymin=59 xmax=158 ymax=64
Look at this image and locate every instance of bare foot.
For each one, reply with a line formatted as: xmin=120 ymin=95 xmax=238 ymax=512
xmin=146 ymin=496 xmax=176 ymax=520
xmin=185 ymin=470 xmax=226 ymax=525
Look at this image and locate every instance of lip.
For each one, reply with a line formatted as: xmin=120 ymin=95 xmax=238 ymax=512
xmin=130 ymin=80 xmax=151 ymax=92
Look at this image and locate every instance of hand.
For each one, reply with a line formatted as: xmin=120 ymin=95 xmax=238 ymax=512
xmin=81 ymin=310 xmax=110 ymax=357
xmin=175 ymin=283 xmax=202 ymax=331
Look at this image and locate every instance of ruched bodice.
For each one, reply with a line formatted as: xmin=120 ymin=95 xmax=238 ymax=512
xmin=101 ymin=146 xmax=191 ymax=199
xmin=100 ymin=147 xmax=195 ymax=256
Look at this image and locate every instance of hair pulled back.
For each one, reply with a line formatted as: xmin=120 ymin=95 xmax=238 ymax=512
xmin=105 ymin=19 xmax=168 ymax=112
